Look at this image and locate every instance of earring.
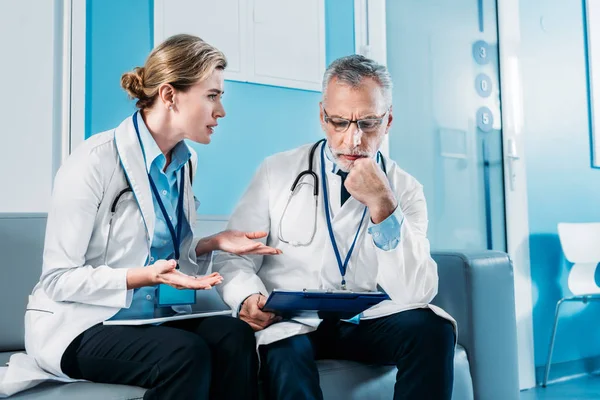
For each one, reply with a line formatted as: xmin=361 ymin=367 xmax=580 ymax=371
xmin=169 ymin=104 xmax=174 ymax=111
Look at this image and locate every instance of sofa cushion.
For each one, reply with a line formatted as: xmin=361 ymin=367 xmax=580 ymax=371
xmin=319 ymin=344 xmax=473 ymax=400
xmin=1 ymin=351 xmax=146 ymax=400
xmin=7 ymin=381 xmax=146 ymax=400
xmin=0 ymin=214 xmax=47 ymax=352
xmin=3 ymin=346 xmax=471 ymax=399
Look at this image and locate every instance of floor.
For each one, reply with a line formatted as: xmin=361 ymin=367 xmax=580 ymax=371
xmin=520 ymin=375 xmax=600 ymax=399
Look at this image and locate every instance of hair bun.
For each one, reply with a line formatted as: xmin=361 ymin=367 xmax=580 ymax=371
xmin=121 ymin=67 xmax=146 ymax=101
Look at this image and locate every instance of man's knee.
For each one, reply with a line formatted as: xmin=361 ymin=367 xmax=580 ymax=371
xmin=261 ymin=334 xmax=314 ymax=368
xmin=260 ymin=335 xmax=322 ymax=399
xmin=391 ymin=309 xmax=455 ymax=358
xmin=416 ymin=310 xmax=454 ymax=349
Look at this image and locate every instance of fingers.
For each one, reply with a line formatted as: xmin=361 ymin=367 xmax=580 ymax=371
xmin=257 ymin=295 xmax=267 ymax=309
xmin=194 ymin=274 xmax=223 ymax=288
xmin=239 ymin=295 xmax=281 ymax=330
xmin=245 ymin=231 xmax=268 ymax=239
xmin=239 ymin=244 xmax=282 ymax=256
xmin=240 ymin=316 xmax=265 ymax=332
xmin=155 ymin=259 xmax=177 ymax=274
xmin=165 ymin=272 xmax=223 ymax=290
xmin=244 ymin=296 xmax=274 ymax=323
xmin=244 ymin=310 xmax=278 ymax=329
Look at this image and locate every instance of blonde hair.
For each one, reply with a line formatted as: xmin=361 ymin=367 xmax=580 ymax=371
xmin=121 ymin=34 xmax=227 ymax=109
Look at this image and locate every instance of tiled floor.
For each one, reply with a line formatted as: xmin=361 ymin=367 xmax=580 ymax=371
xmin=520 ymin=375 xmax=600 ymax=399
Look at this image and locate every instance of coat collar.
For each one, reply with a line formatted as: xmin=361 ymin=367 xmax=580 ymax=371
xmin=113 ymin=114 xmax=156 ymax=241
xmin=113 ymin=114 xmax=199 ymax=256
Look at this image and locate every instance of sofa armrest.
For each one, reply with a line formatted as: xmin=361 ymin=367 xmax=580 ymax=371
xmin=431 ymin=250 xmax=520 ymax=400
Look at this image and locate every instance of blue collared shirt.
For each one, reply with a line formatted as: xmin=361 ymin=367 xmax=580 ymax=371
xmin=324 ymin=144 xmax=402 ymax=251
xmin=110 ymin=113 xmax=192 ymax=321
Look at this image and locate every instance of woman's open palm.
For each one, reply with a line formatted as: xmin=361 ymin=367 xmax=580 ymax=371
xmin=151 ymin=260 xmax=223 ymax=290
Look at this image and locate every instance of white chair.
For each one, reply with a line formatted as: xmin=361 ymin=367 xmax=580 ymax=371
xmin=543 ymin=222 xmax=600 ymax=386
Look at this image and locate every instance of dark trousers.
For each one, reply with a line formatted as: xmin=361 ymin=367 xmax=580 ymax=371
xmin=60 ymin=315 xmax=258 ymax=400
xmin=260 ymin=308 xmax=455 ymax=400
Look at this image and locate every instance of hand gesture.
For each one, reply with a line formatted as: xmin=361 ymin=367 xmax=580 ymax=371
xmin=216 ymin=230 xmax=282 ymax=256
xmin=150 ymin=260 xmax=223 ymax=290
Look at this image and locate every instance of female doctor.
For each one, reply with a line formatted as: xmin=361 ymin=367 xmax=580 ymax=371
xmin=21 ymin=34 xmax=279 ymax=399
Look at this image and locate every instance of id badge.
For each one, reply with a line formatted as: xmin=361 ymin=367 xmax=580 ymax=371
xmin=157 ymin=284 xmax=196 ymax=306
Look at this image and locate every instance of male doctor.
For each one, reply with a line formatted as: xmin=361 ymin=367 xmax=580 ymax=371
xmin=213 ymin=55 xmax=456 ymax=400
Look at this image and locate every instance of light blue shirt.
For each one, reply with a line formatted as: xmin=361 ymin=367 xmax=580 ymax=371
xmin=110 ymin=113 xmax=192 ymax=321
xmin=324 ymin=144 xmax=402 ymax=251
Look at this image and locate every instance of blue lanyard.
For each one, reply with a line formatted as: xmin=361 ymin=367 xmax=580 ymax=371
xmin=148 ymin=171 xmax=185 ymax=262
xmin=133 ymin=112 xmax=186 ymax=265
xmin=320 ymin=142 xmax=367 ymax=289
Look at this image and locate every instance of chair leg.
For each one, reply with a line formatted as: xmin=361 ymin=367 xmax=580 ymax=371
xmin=543 ymin=298 xmax=565 ymax=387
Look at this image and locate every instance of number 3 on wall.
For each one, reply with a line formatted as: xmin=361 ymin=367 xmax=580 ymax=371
xmin=473 ymin=40 xmax=490 ymax=65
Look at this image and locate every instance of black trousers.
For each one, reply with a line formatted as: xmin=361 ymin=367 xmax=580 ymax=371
xmin=260 ymin=308 xmax=455 ymax=400
xmin=60 ymin=315 xmax=258 ymax=400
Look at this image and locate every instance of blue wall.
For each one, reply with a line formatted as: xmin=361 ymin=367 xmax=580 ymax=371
xmin=86 ymin=0 xmax=354 ymax=215
xmin=521 ymin=0 xmax=600 ymax=369
xmin=86 ymin=0 xmax=153 ymax=137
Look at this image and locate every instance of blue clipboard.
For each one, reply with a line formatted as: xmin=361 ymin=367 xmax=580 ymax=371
xmin=262 ymin=289 xmax=390 ymax=320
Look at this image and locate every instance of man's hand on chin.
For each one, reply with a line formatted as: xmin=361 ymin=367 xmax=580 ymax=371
xmin=345 ymin=157 xmax=397 ymax=223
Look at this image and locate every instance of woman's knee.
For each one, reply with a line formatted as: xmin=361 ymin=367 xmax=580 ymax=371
xmin=162 ymin=331 xmax=212 ymax=374
xmin=216 ymin=316 xmax=257 ymax=350
xmin=147 ymin=332 xmax=212 ymax=397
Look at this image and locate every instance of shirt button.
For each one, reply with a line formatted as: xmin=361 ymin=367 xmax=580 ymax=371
xmin=149 ymin=256 xmax=155 ymax=262
xmin=162 ymin=190 xmax=167 ymax=196
xmin=146 ymin=294 xmax=152 ymax=301
xmin=373 ymin=232 xmax=381 ymax=237
xmin=169 ymin=215 xmax=173 ymax=221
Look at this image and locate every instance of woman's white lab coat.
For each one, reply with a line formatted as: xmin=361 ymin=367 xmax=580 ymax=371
xmin=213 ymin=143 xmax=455 ymax=347
xmin=0 ymin=116 xmax=209 ymax=396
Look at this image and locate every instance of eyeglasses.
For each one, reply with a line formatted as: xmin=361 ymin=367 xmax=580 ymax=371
xmin=323 ymin=108 xmax=389 ymax=133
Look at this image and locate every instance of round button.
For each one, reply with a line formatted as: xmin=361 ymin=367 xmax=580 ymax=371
xmin=162 ymin=190 xmax=168 ymax=196
xmin=472 ymin=40 xmax=490 ymax=65
xmin=476 ymin=107 xmax=494 ymax=132
xmin=149 ymin=256 xmax=155 ymax=262
xmin=475 ymin=74 xmax=492 ymax=98
xmin=169 ymin=215 xmax=173 ymax=221
xmin=146 ymin=294 xmax=152 ymax=301
xmin=373 ymin=232 xmax=381 ymax=237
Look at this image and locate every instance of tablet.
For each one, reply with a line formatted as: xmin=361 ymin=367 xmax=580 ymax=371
xmin=103 ymin=310 xmax=232 ymax=326
xmin=262 ymin=289 xmax=389 ymax=319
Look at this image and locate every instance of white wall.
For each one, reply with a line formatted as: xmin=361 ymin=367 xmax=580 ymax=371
xmin=0 ymin=0 xmax=66 ymax=212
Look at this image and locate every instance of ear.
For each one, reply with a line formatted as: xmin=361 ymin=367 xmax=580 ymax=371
xmin=319 ymin=102 xmax=327 ymax=128
xmin=158 ymin=83 xmax=176 ymax=110
xmin=385 ymin=105 xmax=393 ymax=134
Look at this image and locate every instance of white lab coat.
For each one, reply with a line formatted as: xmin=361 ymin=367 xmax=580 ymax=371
xmin=213 ymin=143 xmax=455 ymax=347
xmin=0 ymin=116 xmax=210 ymax=397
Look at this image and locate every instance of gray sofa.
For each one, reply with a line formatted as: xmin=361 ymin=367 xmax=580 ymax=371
xmin=0 ymin=213 xmax=520 ymax=399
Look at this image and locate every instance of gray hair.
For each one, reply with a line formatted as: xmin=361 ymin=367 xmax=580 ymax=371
xmin=322 ymin=55 xmax=393 ymax=106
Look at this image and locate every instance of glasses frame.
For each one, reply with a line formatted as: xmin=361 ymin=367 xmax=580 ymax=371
xmin=322 ymin=107 xmax=390 ymax=133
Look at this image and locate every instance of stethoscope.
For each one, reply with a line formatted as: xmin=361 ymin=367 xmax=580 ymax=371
xmin=103 ymin=113 xmax=193 ymax=265
xmin=277 ymin=139 xmax=387 ymax=247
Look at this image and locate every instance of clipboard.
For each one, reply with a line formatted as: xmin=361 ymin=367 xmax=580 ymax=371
xmin=262 ymin=289 xmax=390 ymax=319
